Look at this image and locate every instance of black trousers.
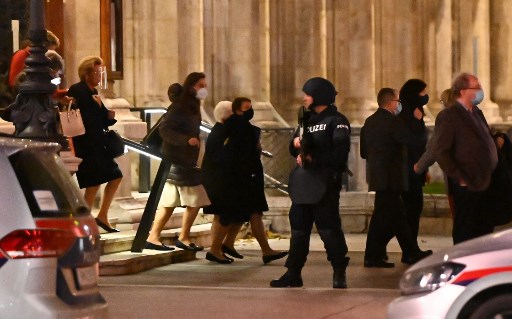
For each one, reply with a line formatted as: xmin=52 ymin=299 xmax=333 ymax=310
xmin=365 ymin=191 xmax=419 ymax=261
xmin=285 ymin=184 xmax=348 ymax=270
xmin=401 ymin=173 xmax=424 ymax=242
xmin=448 ymin=178 xmax=494 ymax=244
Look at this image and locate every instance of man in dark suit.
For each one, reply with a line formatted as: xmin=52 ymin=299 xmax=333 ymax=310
xmin=433 ymin=73 xmax=498 ymax=244
xmin=361 ymin=88 xmax=432 ymax=267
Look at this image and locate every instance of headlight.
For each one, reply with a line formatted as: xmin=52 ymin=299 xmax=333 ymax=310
xmin=399 ymin=262 xmax=466 ymax=295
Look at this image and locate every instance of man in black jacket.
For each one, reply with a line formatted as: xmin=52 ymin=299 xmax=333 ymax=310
xmin=361 ymin=88 xmax=431 ymax=268
xmin=270 ymin=77 xmax=351 ymax=289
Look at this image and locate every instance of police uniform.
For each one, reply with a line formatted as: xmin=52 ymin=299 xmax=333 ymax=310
xmin=271 ymin=77 xmax=351 ymax=289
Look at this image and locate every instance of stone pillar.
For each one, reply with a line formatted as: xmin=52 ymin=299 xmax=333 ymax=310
xmin=455 ymin=0 xmax=500 ymax=122
xmin=328 ymin=0 xmax=377 ymax=125
xmin=431 ymin=0 xmax=453 ymax=117
xmin=203 ymin=0 xmax=269 ymax=106
xmin=177 ymin=0 xmax=204 ymax=82
xmin=490 ymin=1 xmax=512 ymax=121
xmin=269 ymin=0 xmax=327 ymax=124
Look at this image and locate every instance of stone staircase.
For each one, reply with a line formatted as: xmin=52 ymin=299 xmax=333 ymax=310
xmin=96 ymin=192 xmax=214 ymax=276
xmin=96 ymin=191 xmax=455 ymax=276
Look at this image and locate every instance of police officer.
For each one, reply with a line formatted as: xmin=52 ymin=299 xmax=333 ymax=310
xmin=270 ymin=77 xmax=351 ymax=289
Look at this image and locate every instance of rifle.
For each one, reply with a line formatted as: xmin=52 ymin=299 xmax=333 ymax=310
xmin=297 ymin=105 xmax=311 ymax=168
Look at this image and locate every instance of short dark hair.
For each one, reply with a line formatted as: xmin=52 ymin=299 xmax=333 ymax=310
xmin=451 ymin=73 xmax=472 ymax=98
xmin=232 ymin=97 xmax=251 ymax=113
xmin=377 ymin=88 xmax=396 ymax=108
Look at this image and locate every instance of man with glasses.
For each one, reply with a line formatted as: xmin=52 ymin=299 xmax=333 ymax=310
xmin=433 ymin=73 xmax=498 ymax=244
xmin=361 ymin=88 xmax=432 ymax=268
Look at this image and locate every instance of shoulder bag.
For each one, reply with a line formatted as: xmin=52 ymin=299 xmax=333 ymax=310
xmin=103 ymin=129 xmax=125 ymax=158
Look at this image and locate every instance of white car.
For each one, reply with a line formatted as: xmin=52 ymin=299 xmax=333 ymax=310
xmin=388 ymin=230 xmax=512 ymax=319
xmin=0 ymin=136 xmax=107 ymax=318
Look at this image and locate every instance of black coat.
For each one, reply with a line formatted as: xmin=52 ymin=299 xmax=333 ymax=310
xmin=398 ymin=103 xmax=428 ymax=183
xmin=360 ymin=107 xmax=417 ymax=192
xmin=68 ymin=81 xmax=122 ymax=188
xmin=202 ymin=115 xmax=268 ymax=222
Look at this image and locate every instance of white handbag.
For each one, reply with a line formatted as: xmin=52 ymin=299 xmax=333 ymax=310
xmin=59 ymin=101 xmax=85 ymax=137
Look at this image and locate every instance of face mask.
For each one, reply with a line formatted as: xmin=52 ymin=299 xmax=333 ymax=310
xmin=196 ymin=87 xmax=208 ymax=100
xmin=395 ymin=102 xmax=402 ymax=115
xmin=471 ymin=89 xmax=484 ymax=105
xmin=242 ymin=108 xmax=254 ymax=120
xmin=419 ymin=94 xmax=429 ymax=106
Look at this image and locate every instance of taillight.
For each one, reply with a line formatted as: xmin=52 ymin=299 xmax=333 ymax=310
xmin=0 ymin=229 xmax=76 ymax=259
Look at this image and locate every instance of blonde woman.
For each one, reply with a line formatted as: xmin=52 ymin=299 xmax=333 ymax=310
xmin=68 ymin=56 xmax=122 ymax=232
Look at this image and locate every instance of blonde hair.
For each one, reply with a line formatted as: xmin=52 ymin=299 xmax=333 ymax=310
xmin=214 ymin=101 xmax=233 ymax=123
xmin=78 ymin=56 xmax=103 ymax=82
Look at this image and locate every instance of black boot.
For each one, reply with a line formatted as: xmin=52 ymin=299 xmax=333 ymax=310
xmin=270 ymin=269 xmax=303 ymax=288
xmin=333 ymin=257 xmax=350 ymax=289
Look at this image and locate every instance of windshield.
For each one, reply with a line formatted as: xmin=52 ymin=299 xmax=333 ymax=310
xmin=9 ymin=148 xmax=89 ymax=217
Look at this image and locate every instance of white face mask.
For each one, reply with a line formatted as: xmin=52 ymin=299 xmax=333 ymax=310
xmin=196 ymin=87 xmax=208 ymax=100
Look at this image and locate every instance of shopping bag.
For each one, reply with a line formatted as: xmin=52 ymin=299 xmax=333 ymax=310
xmin=59 ymin=101 xmax=85 ymax=137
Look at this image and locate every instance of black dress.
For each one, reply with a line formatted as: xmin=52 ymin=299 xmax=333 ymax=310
xmin=68 ymin=81 xmax=122 ymax=188
xmin=202 ymin=115 xmax=268 ymax=224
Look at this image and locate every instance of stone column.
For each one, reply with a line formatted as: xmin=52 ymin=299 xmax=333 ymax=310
xmin=328 ymin=0 xmax=377 ymax=125
xmin=455 ymin=0 xmax=500 ymax=122
xmin=490 ymin=1 xmax=512 ymax=121
xmin=431 ymin=0 xmax=453 ymax=117
xmin=203 ymin=0 xmax=268 ymax=105
xmin=177 ymin=0 xmax=204 ymax=82
xmin=269 ymin=0 xmax=326 ymax=124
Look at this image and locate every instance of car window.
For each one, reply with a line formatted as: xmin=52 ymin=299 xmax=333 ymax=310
xmin=9 ymin=148 xmax=89 ymax=217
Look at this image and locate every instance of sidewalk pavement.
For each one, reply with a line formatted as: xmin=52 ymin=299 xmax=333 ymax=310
xmin=233 ymin=233 xmax=454 ymax=255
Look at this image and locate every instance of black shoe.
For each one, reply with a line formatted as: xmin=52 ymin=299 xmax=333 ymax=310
xmin=262 ymin=251 xmax=289 ymax=264
xmin=175 ymin=239 xmax=204 ymax=252
xmin=364 ymin=258 xmax=395 ymax=268
xmin=270 ymin=271 xmax=303 ymax=288
xmin=144 ymin=241 xmax=175 ymax=251
xmin=333 ymin=257 xmax=350 ymax=289
xmin=402 ymin=250 xmax=433 ymax=265
xmin=223 ymin=254 xmax=234 ymax=262
xmin=333 ymin=269 xmax=347 ymax=289
xmin=222 ymin=245 xmax=244 ymax=259
xmin=206 ymin=252 xmax=233 ymax=264
xmin=95 ymin=218 xmax=120 ymax=233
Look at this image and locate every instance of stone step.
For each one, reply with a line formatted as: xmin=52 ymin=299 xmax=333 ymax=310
xmin=99 ymin=249 xmax=196 ymax=276
xmin=98 ymin=223 xmax=213 ymax=275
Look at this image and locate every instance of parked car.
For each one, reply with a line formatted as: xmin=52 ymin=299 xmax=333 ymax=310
xmin=388 ymin=229 xmax=512 ymax=319
xmin=0 ymin=136 xmax=107 ymax=318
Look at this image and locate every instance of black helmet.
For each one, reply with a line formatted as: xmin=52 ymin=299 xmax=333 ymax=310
xmin=302 ymin=77 xmax=337 ymax=107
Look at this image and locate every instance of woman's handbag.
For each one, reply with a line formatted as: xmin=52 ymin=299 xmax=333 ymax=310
xmin=59 ymin=102 xmax=85 ymax=137
xmin=142 ymin=115 xmax=164 ymax=156
xmin=103 ymin=129 xmax=125 ymax=158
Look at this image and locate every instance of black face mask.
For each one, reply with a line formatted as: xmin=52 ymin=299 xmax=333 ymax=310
xmin=413 ymin=94 xmax=429 ymax=106
xmin=242 ymin=108 xmax=254 ymax=120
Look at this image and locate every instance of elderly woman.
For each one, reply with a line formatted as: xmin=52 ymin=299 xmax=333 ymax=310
xmin=68 ymin=56 xmax=122 ymax=233
xmin=203 ymin=98 xmax=288 ymax=264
